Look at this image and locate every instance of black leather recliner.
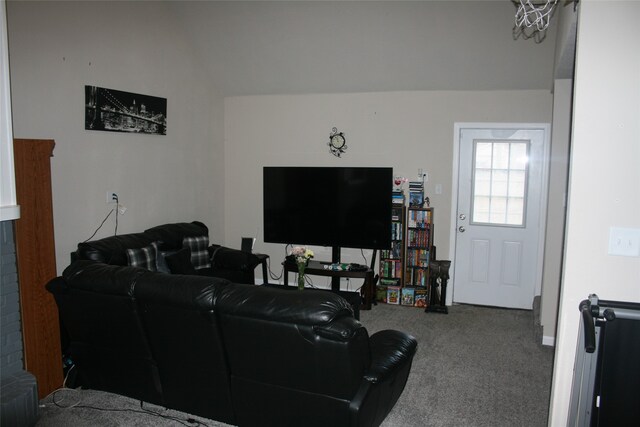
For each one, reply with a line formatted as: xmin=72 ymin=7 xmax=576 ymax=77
xmin=47 ymin=263 xmax=164 ymax=405
xmin=134 ymin=270 xmax=236 ymax=424
xmin=47 ymin=259 xmax=418 ymax=427
xmin=214 ymin=283 xmax=418 ymax=427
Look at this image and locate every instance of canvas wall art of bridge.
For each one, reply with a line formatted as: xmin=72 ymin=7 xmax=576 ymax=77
xmin=85 ymin=85 xmax=167 ymax=135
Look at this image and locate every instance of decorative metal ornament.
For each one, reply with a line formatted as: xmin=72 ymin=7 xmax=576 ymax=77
xmin=328 ymin=127 xmax=347 ymax=157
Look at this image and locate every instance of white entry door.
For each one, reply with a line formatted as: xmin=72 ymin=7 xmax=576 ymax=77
xmin=452 ymin=124 xmax=549 ymax=309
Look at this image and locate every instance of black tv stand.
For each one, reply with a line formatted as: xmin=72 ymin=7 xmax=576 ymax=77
xmin=330 ymin=246 xmax=341 ymax=289
xmin=331 ymin=246 xmax=341 ymax=263
xmin=282 ymin=259 xmax=375 ymax=310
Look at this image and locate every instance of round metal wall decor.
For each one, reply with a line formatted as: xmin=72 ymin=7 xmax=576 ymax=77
xmin=328 ymin=127 xmax=347 ymax=157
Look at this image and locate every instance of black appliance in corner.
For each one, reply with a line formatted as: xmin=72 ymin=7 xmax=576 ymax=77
xmin=569 ymin=294 xmax=640 ymax=427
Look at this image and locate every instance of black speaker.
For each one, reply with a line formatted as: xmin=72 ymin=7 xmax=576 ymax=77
xmin=241 ymin=237 xmax=254 ymax=253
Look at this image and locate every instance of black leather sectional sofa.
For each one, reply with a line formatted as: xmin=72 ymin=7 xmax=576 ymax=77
xmin=74 ymin=221 xmax=261 ymax=284
xmin=47 ymin=222 xmax=418 ymax=426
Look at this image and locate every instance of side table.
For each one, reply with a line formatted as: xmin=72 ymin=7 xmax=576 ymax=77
xmin=253 ymin=253 xmax=269 ymax=285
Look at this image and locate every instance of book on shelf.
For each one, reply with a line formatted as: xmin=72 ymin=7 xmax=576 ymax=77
xmin=408 ymin=208 xmax=431 ymax=228
xmin=406 ymin=249 xmax=430 ymax=267
xmin=376 ymin=285 xmax=388 ymax=303
xmin=408 ymin=181 xmax=423 ymax=190
xmin=408 ymin=181 xmax=424 ymax=207
xmin=407 ymin=266 xmax=428 ymax=287
xmin=391 ymin=241 xmax=402 ymax=258
xmin=409 ymin=191 xmax=423 ymax=207
xmin=407 ymin=229 xmax=430 ymax=247
xmin=380 ymin=260 xmax=403 ymax=279
xmin=381 ymin=241 xmax=402 ymax=260
xmin=391 ymin=190 xmax=405 ymax=206
xmin=391 ymin=222 xmax=403 ymax=241
xmin=401 ymin=287 xmax=415 ymax=306
xmin=387 ymin=286 xmax=401 ymax=305
xmin=414 ymin=288 xmax=428 ymax=308
xmin=391 ymin=207 xmax=403 ymax=221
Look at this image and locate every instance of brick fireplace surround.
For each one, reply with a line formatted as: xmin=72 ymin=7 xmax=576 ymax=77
xmin=1 ymin=221 xmax=39 ymax=426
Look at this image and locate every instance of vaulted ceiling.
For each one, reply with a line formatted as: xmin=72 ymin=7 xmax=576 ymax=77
xmin=169 ymin=1 xmax=560 ymax=97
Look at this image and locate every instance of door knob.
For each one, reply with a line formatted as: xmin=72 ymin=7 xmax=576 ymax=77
xmin=458 ymin=226 xmax=466 ymax=233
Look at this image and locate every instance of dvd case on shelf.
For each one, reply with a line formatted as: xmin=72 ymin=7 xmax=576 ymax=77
xmin=387 ymin=286 xmax=400 ymax=305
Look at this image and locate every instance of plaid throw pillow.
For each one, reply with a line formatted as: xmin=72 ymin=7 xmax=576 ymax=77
xmin=126 ymin=242 xmax=159 ymax=271
xmin=182 ymin=235 xmax=211 ymax=270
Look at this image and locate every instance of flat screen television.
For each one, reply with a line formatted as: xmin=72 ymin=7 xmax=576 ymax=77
xmin=263 ymin=166 xmax=392 ymax=261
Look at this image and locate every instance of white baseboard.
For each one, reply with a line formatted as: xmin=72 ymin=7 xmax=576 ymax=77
xmin=542 ymin=335 xmax=555 ymax=347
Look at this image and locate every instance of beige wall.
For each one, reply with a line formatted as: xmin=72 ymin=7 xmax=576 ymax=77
xmin=7 ymin=1 xmax=224 ymax=274
xmin=7 ymin=0 xmax=561 ymax=322
xmin=549 ymin=1 xmax=640 ymax=424
xmin=224 ymin=90 xmax=552 ymax=287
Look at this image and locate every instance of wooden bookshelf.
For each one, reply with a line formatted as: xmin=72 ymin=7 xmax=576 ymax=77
xmin=379 ymin=193 xmax=405 ymax=293
xmin=404 ymin=207 xmax=434 ymax=304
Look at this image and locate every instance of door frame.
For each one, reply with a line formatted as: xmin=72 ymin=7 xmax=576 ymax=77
xmin=447 ymin=122 xmax=551 ymax=307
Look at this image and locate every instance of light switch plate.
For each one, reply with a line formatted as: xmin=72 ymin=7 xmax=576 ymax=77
xmin=608 ymin=227 xmax=640 ymax=257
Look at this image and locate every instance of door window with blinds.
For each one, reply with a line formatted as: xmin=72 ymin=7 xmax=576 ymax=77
xmin=471 ymin=140 xmax=529 ymax=227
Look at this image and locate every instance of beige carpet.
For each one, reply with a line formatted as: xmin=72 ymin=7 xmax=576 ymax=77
xmin=36 ymin=303 xmax=554 ymax=427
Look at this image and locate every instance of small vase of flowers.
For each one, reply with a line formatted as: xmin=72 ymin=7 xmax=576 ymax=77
xmin=290 ymin=246 xmax=314 ymax=290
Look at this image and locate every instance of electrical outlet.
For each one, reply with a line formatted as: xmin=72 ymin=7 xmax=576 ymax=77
xmin=106 ymin=191 xmax=118 ymax=204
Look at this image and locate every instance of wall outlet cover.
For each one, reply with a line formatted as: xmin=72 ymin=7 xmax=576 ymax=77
xmin=608 ymin=227 xmax=640 ymax=257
